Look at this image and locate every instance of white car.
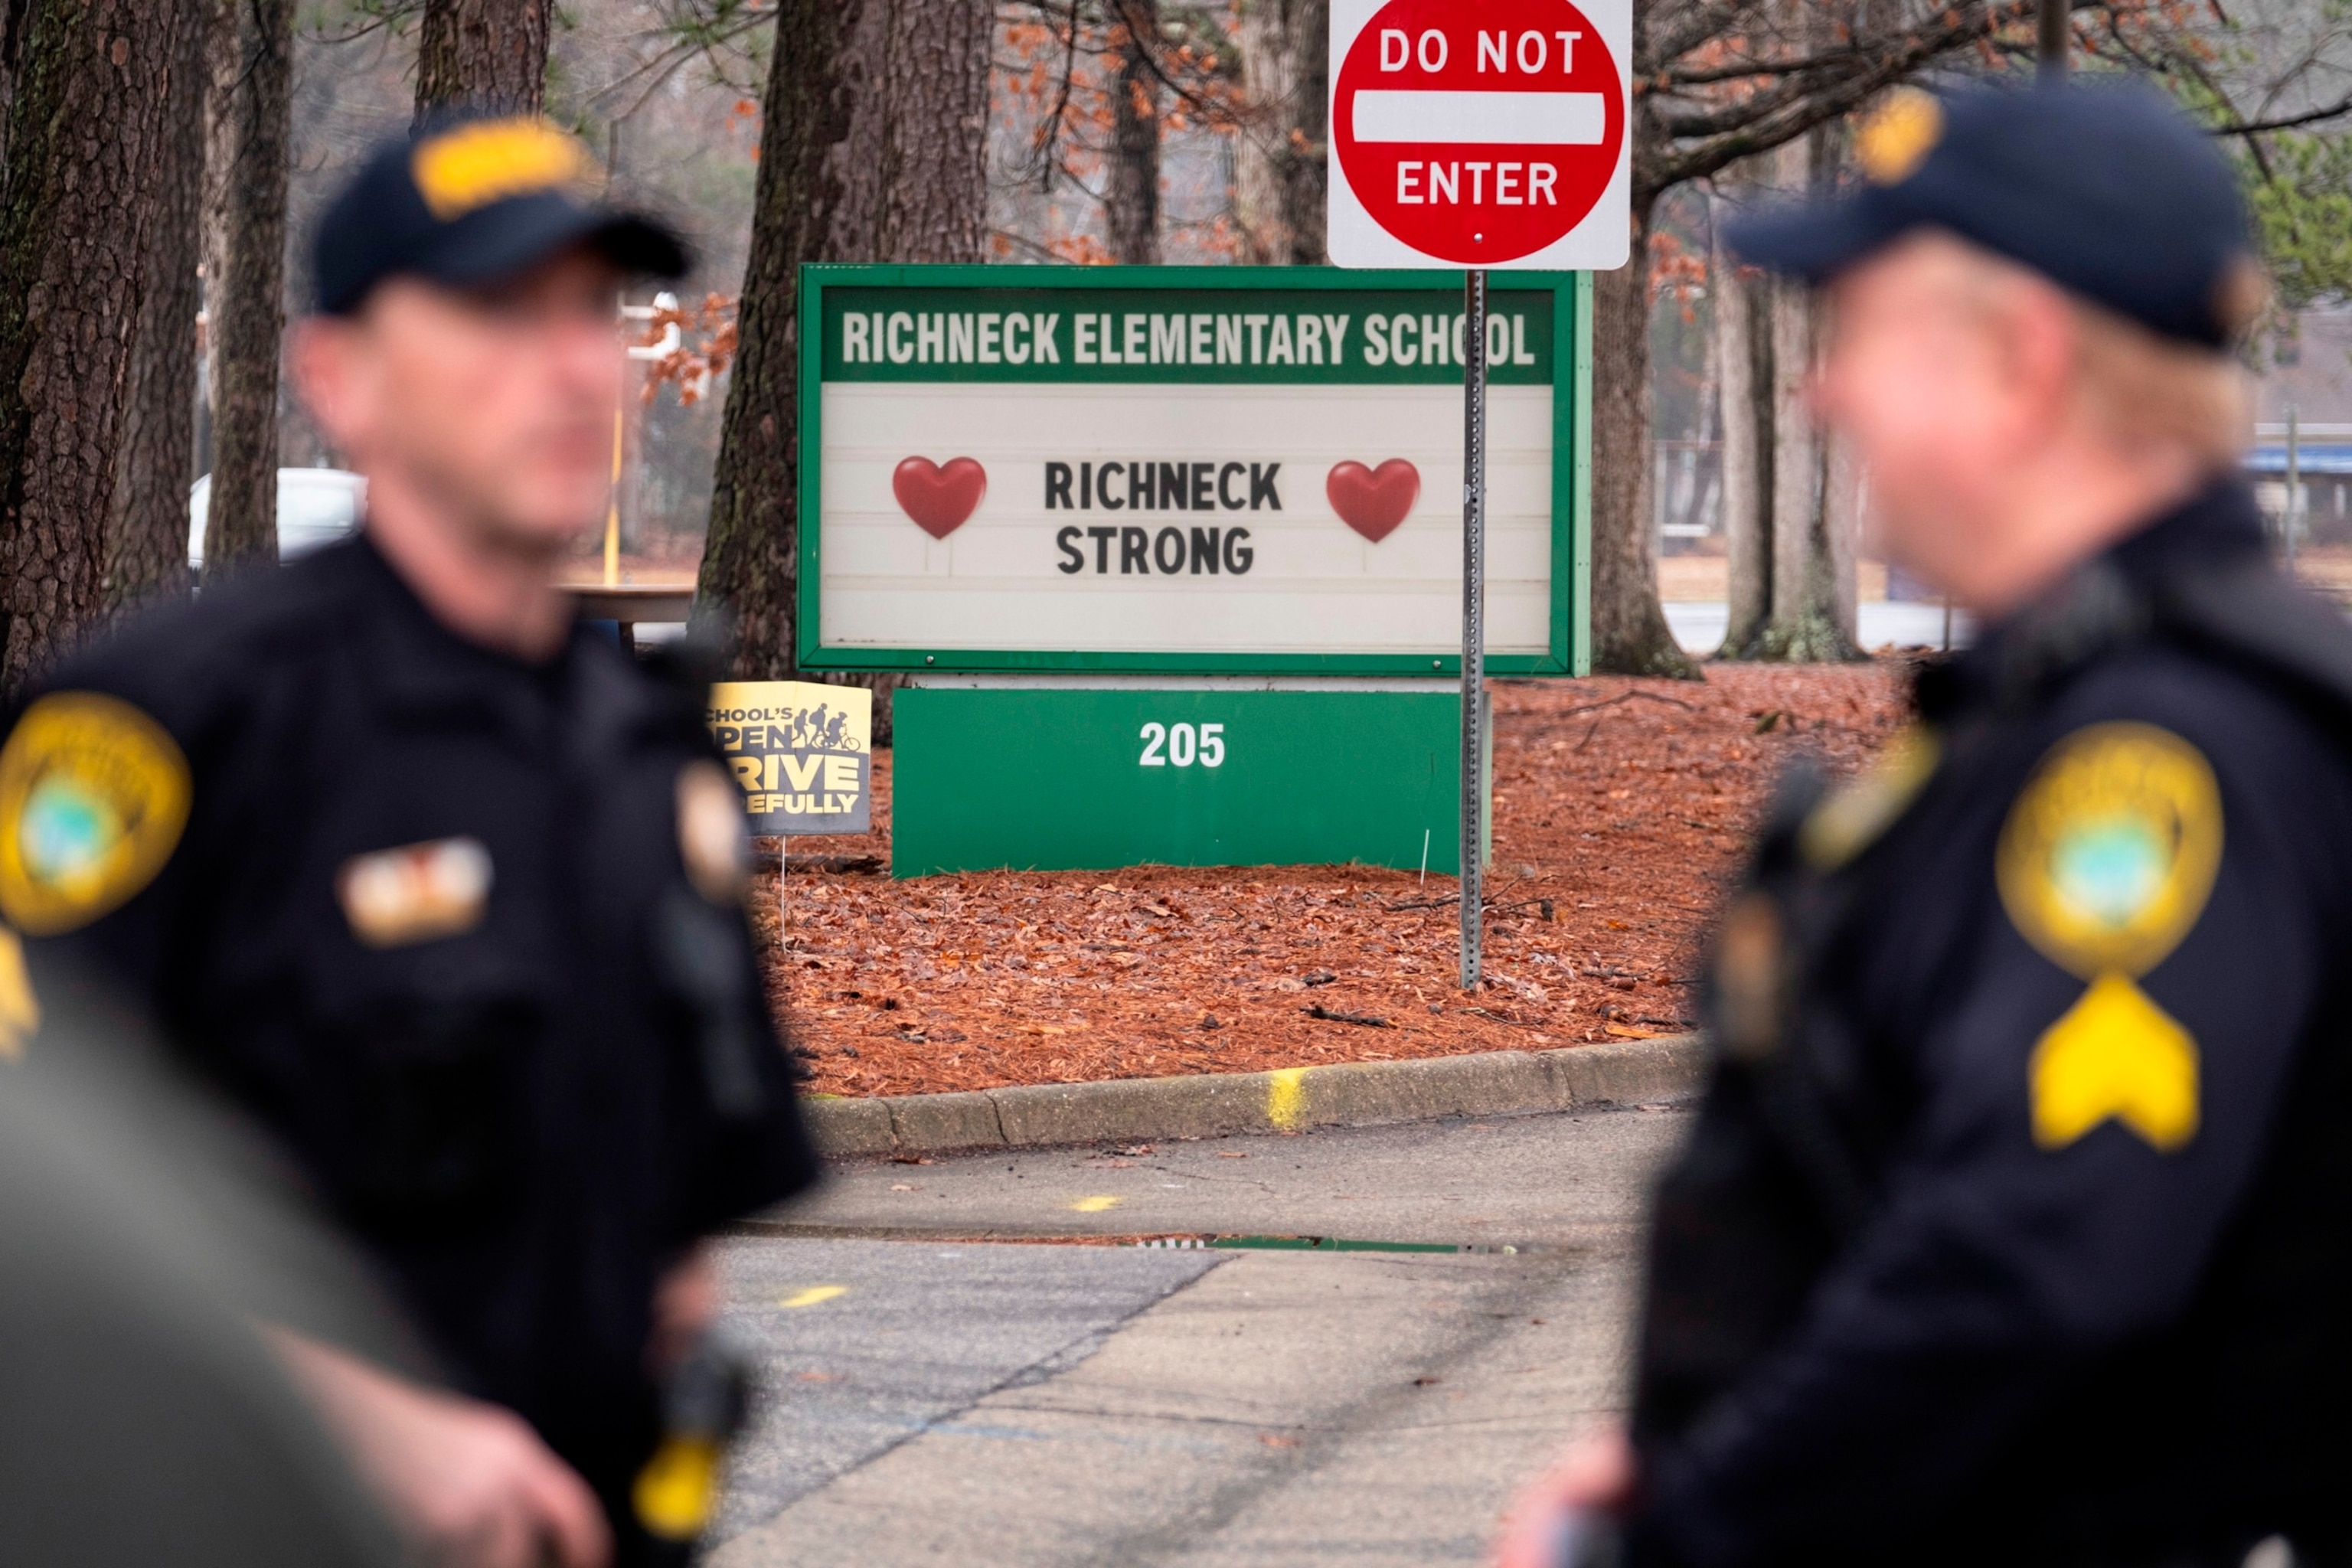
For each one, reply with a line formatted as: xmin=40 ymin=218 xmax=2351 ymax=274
xmin=188 ymin=468 xmax=366 ymax=573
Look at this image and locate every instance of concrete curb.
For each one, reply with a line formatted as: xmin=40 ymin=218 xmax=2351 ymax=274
xmin=802 ymin=1034 xmax=1707 ymax=1158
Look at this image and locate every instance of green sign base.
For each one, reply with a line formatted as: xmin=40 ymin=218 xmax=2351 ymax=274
xmin=891 ymin=683 xmax=1488 ymax=878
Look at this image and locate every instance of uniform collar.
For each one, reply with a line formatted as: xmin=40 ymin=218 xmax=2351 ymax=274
xmin=335 ymin=530 xmax=625 ymax=738
xmin=318 ymin=530 xmax=699 ymax=764
xmin=2105 ymin=476 xmax=2269 ymax=582
xmin=1916 ymin=478 xmax=2268 ymax=723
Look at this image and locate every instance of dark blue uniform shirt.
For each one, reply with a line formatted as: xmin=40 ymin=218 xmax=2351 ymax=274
xmin=0 ymin=537 xmax=817 ymax=1543
xmin=1634 ymin=483 xmax=2352 ymax=1566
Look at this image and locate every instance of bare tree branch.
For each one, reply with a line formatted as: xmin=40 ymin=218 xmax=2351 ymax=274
xmin=1645 ymin=1 xmax=2036 ymax=196
xmin=989 ymin=224 xmax=1083 ymax=261
xmin=1646 ymin=0 xmax=1772 ymax=70
xmin=1663 ymin=43 xmax=1905 ymax=87
xmin=1004 ymin=0 xmax=1083 ymax=191
xmin=2213 ymin=94 xmax=2352 ymax=136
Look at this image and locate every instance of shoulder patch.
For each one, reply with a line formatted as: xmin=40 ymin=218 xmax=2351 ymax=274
xmin=678 ymin=760 xmax=750 ymax=905
xmin=0 ymin=927 xmax=39 ymax=1059
xmin=1997 ymin=722 xmax=2222 ymax=980
xmin=1801 ymin=724 xmax=1941 ymax=871
xmin=0 ymin=694 xmax=191 ymax=936
xmin=2030 ymin=972 xmax=2199 ymax=1152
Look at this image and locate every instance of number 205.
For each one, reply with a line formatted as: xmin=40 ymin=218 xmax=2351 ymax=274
xmin=1139 ymin=721 xmax=1225 ymax=768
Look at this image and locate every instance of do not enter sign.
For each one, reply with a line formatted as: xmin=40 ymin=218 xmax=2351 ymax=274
xmin=1327 ymin=0 xmax=1631 ymax=270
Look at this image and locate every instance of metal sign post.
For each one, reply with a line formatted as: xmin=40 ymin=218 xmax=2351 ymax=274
xmin=1460 ymin=268 xmax=1487 ymax=990
xmin=2037 ymin=0 xmax=2071 ymax=77
xmin=1321 ymin=2 xmax=1631 ymax=986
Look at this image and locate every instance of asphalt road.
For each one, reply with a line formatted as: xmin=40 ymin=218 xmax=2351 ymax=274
xmin=707 ymin=1103 xmax=1692 ymax=1566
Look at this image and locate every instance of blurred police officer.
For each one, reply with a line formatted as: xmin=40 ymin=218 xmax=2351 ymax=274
xmin=0 ymin=969 xmax=411 ymax=1568
xmin=1498 ymin=83 xmax=2352 ymax=1568
xmin=0 ymin=115 xmax=816 ymax=1566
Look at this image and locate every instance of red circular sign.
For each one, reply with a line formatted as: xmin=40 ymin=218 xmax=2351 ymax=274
xmin=1333 ymin=0 xmax=1624 ymax=264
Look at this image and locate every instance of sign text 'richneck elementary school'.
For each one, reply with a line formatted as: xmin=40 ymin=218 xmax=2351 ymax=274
xmin=833 ymin=306 xmax=1546 ymax=371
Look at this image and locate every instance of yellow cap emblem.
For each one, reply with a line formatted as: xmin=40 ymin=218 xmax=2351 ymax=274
xmin=412 ymin=117 xmax=589 ymax=220
xmin=0 ymin=693 xmax=191 ymax=937
xmin=1856 ymin=88 xmax=1942 ymax=186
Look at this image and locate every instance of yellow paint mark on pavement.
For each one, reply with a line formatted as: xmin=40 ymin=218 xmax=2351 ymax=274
xmin=778 ymin=1285 xmax=850 ymax=1309
xmin=1268 ymin=1067 xmax=1308 ymax=1131
xmin=1070 ymin=1195 xmax=1124 ymax=1214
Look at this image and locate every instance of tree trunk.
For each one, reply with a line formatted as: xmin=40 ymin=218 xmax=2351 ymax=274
xmin=1104 ymin=0 xmax=1160 ymax=265
xmin=1753 ymin=129 xmax=1860 ymax=662
xmin=1589 ymin=194 xmax=1700 ymax=678
xmin=0 ymin=11 xmax=19 ymax=172
xmin=696 ymin=0 xmax=990 ymax=740
xmin=1713 ymin=194 xmax=1770 ymax=658
xmin=1677 ymin=290 xmax=1720 ymax=539
xmin=201 ymin=0 xmax=292 ymax=582
xmin=0 ymin=0 xmax=181 ymax=687
xmin=1749 ymin=271 xmax=1860 ymax=660
xmin=1233 ymin=0 xmax=1327 ymax=266
xmin=109 ymin=0 xmax=208 ymax=612
xmin=1824 ymin=421 xmax=1862 ymax=643
xmin=414 ymin=0 xmax=550 ymax=122
xmin=1762 ymin=271 xmax=1818 ymax=629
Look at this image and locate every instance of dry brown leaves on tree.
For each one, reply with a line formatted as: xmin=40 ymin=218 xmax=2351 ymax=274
xmin=756 ymin=663 xmax=1911 ymax=1099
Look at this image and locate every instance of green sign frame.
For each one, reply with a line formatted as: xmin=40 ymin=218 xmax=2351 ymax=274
xmin=794 ymin=263 xmax=1593 ymax=678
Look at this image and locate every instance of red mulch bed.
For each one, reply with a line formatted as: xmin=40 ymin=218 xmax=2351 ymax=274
xmin=756 ymin=663 xmax=1912 ymax=1099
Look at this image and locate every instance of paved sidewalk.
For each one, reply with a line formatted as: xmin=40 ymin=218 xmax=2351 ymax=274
xmin=711 ymin=1104 xmax=1692 ymax=1564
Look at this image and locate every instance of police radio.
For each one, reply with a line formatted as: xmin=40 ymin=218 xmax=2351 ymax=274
xmin=632 ymin=1322 xmax=757 ymax=1560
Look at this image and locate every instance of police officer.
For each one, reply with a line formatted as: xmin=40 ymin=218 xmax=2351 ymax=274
xmin=1497 ymin=83 xmax=2352 ymax=1568
xmin=0 ymin=116 xmax=816 ymax=1566
xmin=0 ymin=970 xmax=412 ymax=1568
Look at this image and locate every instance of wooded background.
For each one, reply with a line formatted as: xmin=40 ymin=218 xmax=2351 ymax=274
xmin=0 ymin=0 xmax=2344 ymax=701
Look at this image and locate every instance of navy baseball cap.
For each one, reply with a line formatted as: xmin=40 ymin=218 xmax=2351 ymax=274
xmin=312 ymin=114 xmax=688 ymax=315
xmin=1726 ymin=81 xmax=2259 ymax=348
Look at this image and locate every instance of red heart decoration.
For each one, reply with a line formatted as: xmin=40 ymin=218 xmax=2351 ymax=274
xmin=1325 ymin=459 xmax=1420 ymax=543
xmin=892 ymin=456 xmax=988 ymax=538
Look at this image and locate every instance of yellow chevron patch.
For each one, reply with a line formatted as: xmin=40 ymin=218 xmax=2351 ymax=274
xmin=2030 ymin=971 xmax=2200 ymax=1153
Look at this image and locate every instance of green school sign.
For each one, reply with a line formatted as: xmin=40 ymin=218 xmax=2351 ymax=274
xmin=791 ymin=265 xmax=1586 ymax=877
xmin=795 ymin=265 xmax=1592 ymax=678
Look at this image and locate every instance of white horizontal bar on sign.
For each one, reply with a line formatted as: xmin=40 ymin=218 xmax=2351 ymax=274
xmin=1352 ymin=90 xmax=1605 ymax=145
